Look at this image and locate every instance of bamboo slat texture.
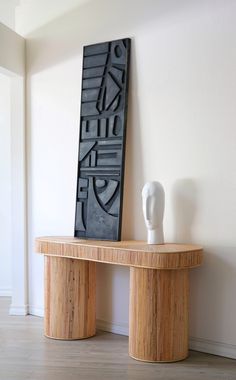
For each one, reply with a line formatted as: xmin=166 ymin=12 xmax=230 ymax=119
xmin=36 ymin=237 xmax=203 ymax=270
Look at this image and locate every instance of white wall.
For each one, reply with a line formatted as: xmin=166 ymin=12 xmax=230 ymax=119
xmin=0 ymin=0 xmax=20 ymax=30
xmin=0 ymin=21 xmax=26 ymax=314
xmin=0 ymin=73 xmax=12 ymax=296
xmin=0 ymin=22 xmax=25 ymax=75
xmin=18 ymin=0 xmax=236 ymax=358
xmin=15 ymin=0 xmax=91 ymax=36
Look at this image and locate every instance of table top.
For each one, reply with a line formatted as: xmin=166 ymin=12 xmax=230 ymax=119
xmin=35 ymin=237 xmax=203 ymax=270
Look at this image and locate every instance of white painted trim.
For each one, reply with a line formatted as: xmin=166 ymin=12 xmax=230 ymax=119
xmin=9 ymin=74 xmax=28 ymax=317
xmin=0 ymin=288 xmax=12 ymax=297
xmin=9 ymin=303 xmax=28 ymax=316
xmin=28 ymin=305 xmax=44 ymax=318
xmin=96 ymin=319 xmax=129 ymax=336
xmin=189 ymin=337 xmax=236 ymax=360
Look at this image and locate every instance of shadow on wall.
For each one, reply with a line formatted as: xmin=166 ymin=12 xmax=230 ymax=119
xmin=172 ymin=179 xmax=236 ymax=344
xmin=172 ymin=178 xmax=198 ymax=243
xmin=122 ymin=39 xmax=144 ymax=240
xmin=190 ymin=245 xmax=236 ymax=343
xmin=96 ymin=263 xmax=130 ymax=333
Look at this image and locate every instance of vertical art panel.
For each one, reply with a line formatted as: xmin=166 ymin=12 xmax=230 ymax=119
xmin=74 ymin=38 xmax=131 ymax=240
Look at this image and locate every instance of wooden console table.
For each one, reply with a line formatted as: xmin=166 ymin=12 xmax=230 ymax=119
xmin=35 ymin=237 xmax=203 ymax=362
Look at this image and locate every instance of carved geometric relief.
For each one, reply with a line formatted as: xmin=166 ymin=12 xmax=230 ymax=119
xmin=74 ymin=38 xmax=131 ymax=240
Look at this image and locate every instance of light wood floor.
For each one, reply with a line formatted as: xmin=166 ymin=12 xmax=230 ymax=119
xmin=0 ymin=298 xmax=235 ymax=380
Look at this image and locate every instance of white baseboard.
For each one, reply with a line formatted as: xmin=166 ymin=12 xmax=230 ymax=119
xmin=9 ymin=304 xmax=29 ymax=316
xmin=96 ymin=319 xmax=129 ymax=336
xmin=23 ymin=309 xmax=236 ymax=360
xmin=96 ymin=320 xmax=236 ymax=360
xmin=190 ymin=336 xmax=236 ymax=360
xmin=0 ymin=288 xmax=12 ymax=297
xmin=28 ymin=305 xmax=44 ymax=317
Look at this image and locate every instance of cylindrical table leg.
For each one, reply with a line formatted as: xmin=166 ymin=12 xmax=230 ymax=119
xmin=44 ymin=256 xmax=96 ymax=340
xmin=129 ymin=267 xmax=189 ymax=362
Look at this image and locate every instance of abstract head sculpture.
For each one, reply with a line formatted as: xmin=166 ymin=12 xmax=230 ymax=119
xmin=142 ymin=181 xmax=165 ymax=244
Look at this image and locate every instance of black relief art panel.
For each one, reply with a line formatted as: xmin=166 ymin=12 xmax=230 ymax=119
xmin=74 ymin=38 xmax=131 ymax=240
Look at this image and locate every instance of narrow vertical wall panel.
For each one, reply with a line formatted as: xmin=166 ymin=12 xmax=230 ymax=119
xmin=0 ymin=73 xmax=11 ymax=295
xmin=74 ymin=38 xmax=131 ymax=241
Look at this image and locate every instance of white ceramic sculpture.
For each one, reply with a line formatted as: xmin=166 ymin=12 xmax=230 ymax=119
xmin=142 ymin=181 xmax=165 ymax=245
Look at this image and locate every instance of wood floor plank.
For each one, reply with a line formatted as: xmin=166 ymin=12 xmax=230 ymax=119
xmin=0 ymin=298 xmax=235 ymax=380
